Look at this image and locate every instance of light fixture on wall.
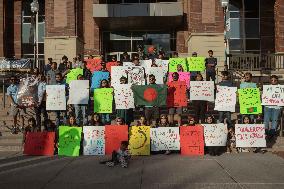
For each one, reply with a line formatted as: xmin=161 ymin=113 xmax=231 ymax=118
xmin=220 ymin=0 xmax=229 ymax=8
xmin=30 ymin=0 xmax=39 ymax=69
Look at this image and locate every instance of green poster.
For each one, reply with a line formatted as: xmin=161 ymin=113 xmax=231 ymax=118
xmin=66 ymin=68 xmax=83 ymax=84
xmin=187 ymin=57 xmax=206 ymax=71
xmin=238 ymin=88 xmax=262 ymax=114
xmin=94 ymin=88 xmax=113 ymax=113
xmin=58 ymin=126 xmax=82 ymax=156
xmin=169 ymin=58 xmax=188 ymax=72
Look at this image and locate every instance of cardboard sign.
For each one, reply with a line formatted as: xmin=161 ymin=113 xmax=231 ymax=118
xmin=129 ymin=126 xmax=150 ymax=155
xmin=85 ymin=58 xmax=102 ymax=73
xmin=190 ymin=81 xmax=215 ymax=102
xmin=150 ymin=127 xmax=180 ymax=151
xmin=179 ymin=126 xmax=204 ymax=155
xmin=169 ymin=58 xmax=188 ymax=72
xmin=235 ymin=124 xmax=266 ymax=147
xmin=66 ymin=68 xmax=83 ymax=84
xmin=105 ymin=125 xmax=128 ymax=155
xmin=69 ymin=80 xmax=89 ymax=105
xmin=187 ymin=57 xmax=206 ymax=71
xmin=17 ymin=76 xmax=39 ymax=107
xmin=91 ymin=71 xmax=110 ymax=90
xmin=202 ymin=124 xmax=228 ymax=146
xmin=23 ymin=132 xmax=55 ymax=156
xmin=58 ymin=126 xmax=82 ymax=157
xmin=140 ymin=60 xmax=153 ymax=74
xmin=167 ymin=81 xmax=188 ymax=107
xmin=93 ymin=88 xmax=113 ymax=113
xmin=111 ymin=66 xmax=145 ymax=86
xmin=238 ymin=88 xmax=262 ymax=114
xmin=168 ymin=72 xmax=190 ymax=88
xmin=113 ymin=84 xmax=135 ymax=109
xmin=83 ymin=126 xmax=105 ymax=155
xmin=154 ymin=59 xmax=169 ymax=74
xmin=214 ymin=86 xmax=237 ymax=112
xmin=262 ymin=85 xmax=284 ymax=106
xmin=147 ymin=67 xmax=164 ymax=84
xmin=111 ymin=66 xmax=128 ymax=86
xmin=46 ymin=85 xmax=66 ymax=110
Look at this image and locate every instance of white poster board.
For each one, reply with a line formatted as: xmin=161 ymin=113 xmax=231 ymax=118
xmin=111 ymin=66 xmax=128 ymax=86
xmin=83 ymin=126 xmax=105 ymax=155
xmin=214 ymin=86 xmax=237 ymax=112
xmin=190 ymin=81 xmax=215 ymax=102
xmin=147 ymin=67 xmax=164 ymax=84
xmin=46 ymin=85 xmax=66 ymax=110
xmin=262 ymin=85 xmax=284 ymax=106
xmin=111 ymin=66 xmax=145 ymax=86
xmin=69 ymin=80 xmax=89 ymax=104
xmin=235 ymin=124 xmax=266 ymax=148
xmin=202 ymin=124 xmax=228 ymax=146
xmin=154 ymin=59 xmax=169 ymax=74
xmin=150 ymin=127 xmax=180 ymax=151
xmin=113 ymin=84 xmax=135 ymax=109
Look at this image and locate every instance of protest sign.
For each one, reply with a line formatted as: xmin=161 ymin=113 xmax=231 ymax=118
xmin=123 ymin=62 xmax=133 ymax=67
xmin=179 ymin=126 xmax=204 ymax=155
xmin=168 ymin=72 xmax=190 ymax=88
xmin=140 ymin=60 xmax=152 ymax=74
xmin=238 ymin=88 xmax=262 ymax=114
xmin=46 ymin=85 xmax=66 ymax=110
xmin=111 ymin=66 xmax=128 ymax=86
xmin=17 ymin=76 xmax=39 ymax=107
xmin=240 ymin=82 xmax=257 ymax=89
xmin=85 ymin=58 xmax=102 ymax=73
xmin=66 ymin=68 xmax=83 ymax=84
xmin=127 ymin=66 xmax=146 ymax=85
xmin=91 ymin=71 xmax=110 ymax=90
xmin=190 ymin=81 xmax=215 ymax=102
xmin=106 ymin=61 xmax=118 ymax=73
xmin=169 ymin=58 xmax=188 ymax=72
xmin=155 ymin=59 xmax=169 ymax=74
xmin=235 ymin=124 xmax=266 ymax=147
xmin=105 ymin=125 xmax=128 ymax=155
xmin=113 ymin=84 xmax=135 ymax=109
xmin=83 ymin=126 xmax=105 ymax=155
xmin=58 ymin=126 xmax=82 ymax=156
xmin=23 ymin=132 xmax=55 ymax=156
xmin=167 ymin=81 xmax=188 ymax=107
xmin=187 ymin=57 xmax=206 ymax=71
xmin=93 ymin=88 xmax=113 ymax=113
xmin=150 ymin=127 xmax=180 ymax=151
xmin=214 ymin=86 xmax=237 ymax=112
xmin=132 ymin=85 xmax=167 ymax=106
xmin=129 ymin=126 xmax=150 ymax=155
xmin=262 ymin=85 xmax=284 ymax=106
xmin=69 ymin=80 xmax=89 ymax=105
xmin=202 ymin=124 xmax=228 ymax=146
xmin=146 ymin=67 xmax=164 ymax=84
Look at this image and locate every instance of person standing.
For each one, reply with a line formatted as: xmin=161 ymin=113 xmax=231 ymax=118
xmin=46 ymin=62 xmax=60 ymax=85
xmin=205 ymin=50 xmax=217 ymax=82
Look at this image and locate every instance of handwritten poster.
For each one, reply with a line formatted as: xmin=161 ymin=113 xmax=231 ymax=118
xmin=105 ymin=125 xmax=128 ymax=155
xmin=113 ymin=84 xmax=135 ymax=109
xmin=23 ymin=132 xmax=55 ymax=156
xmin=235 ymin=124 xmax=266 ymax=147
xmin=214 ymin=86 xmax=237 ymax=112
xmin=262 ymin=85 xmax=284 ymax=106
xmin=238 ymin=88 xmax=262 ymax=114
xmin=58 ymin=126 xmax=82 ymax=157
xmin=187 ymin=57 xmax=206 ymax=71
xmin=240 ymin=82 xmax=257 ymax=89
xmin=147 ymin=67 xmax=164 ymax=84
xmin=66 ymin=68 xmax=83 ymax=84
xmin=202 ymin=124 xmax=228 ymax=146
xmin=155 ymin=59 xmax=169 ymax=74
xmin=190 ymin=81 xmax=215 ymax=102
xmin=150 ymin=127 xmax=180 ymax=151
xmin=179 ymin=126 xmax=204 ymax=155
xmin=127 ymin=66 xmax=146 ymax=85
xmin=169 ymin=58 xmax=188 ymax=72
xmin=167 ymin=81 xmax=188 ymax=107
xmin=46 ymin=85 xmax=66 ymax=110
xmin=91 ymin=71 xmax=110 ymax=90
xmin=83 ymin=126 xmax=105 ymax=155
xmin=168 ymin=72 xmax=190 ymax=88
xmin=140 ymin=60 xmax=152 ymax=74
xmin=93 ymin=88 xmax=113 ymax=113
xmin=111 ymin=66 xmax=128 ymax=86
xmin=17 ymin=76 xmax=39 ymax=107
xmin=69 ymin=80 xmax=89 ymax=105
xmin=129 ymin=126 xmax=150 ymax=155
xmin=85 ymin=58 xmax=102 ymax=73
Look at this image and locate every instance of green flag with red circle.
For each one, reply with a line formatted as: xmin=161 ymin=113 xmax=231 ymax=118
xmin=132 ymin=85 xmax=167 ymax=106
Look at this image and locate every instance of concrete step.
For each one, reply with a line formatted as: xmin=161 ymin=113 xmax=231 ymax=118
xmin=0 ymin=145 xmax=22 ymax=152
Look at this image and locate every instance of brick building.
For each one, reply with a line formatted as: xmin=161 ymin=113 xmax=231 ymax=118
xmin=0 ymin=0 xmax=283 ymax=66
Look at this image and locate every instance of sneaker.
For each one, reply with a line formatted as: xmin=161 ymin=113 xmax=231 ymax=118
xmin=164 ymin=150 xmax=171 ymax=155
xmin=106 ymin=162 xmax=114 ymax=167
xmin=121 ymin=162 xmax=128 ymax=168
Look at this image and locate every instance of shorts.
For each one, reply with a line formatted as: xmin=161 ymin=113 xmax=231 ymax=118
xmin=10 ymin=104 xmax=25 ymax=117
xmin=168 ymin=107 xmax=182 ymax=115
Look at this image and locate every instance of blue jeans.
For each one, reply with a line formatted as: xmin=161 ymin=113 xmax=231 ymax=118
xmin=264 ymin=107 xmax=281 ymax=131
xmin=100 ymin=114 xmax=110 ymax=125
xmin=218 ymin=111 xmax=232 ymax=128
xmin=74 ymin=105 xmax=88 ymax=125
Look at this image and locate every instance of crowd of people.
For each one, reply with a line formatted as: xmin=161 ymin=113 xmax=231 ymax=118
xmin=6 ymin=48 xmax=283 ymax=159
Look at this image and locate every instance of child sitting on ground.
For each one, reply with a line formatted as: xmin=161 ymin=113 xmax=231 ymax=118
xmin=101 ymin=141 xmax=131 ymax=168
xmin=226 ymin=127 xmax=237 ymax=153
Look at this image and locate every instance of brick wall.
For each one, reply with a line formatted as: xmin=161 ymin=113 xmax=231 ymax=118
xmin=275 ymin=0 xmax=284 ymax=53
xmin=0 ymin=0 xmax=4 ymax=57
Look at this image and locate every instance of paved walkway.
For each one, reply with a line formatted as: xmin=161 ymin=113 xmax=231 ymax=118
xmin=0 ymin=153 xmax=283 ymax=189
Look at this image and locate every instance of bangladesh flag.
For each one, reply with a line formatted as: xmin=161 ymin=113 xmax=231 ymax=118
xmin=132 ymin=85 xmax=167 ymax=107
